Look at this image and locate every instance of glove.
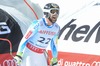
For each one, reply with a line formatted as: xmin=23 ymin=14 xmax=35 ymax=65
xmin=50 ymin=58 xmax=58 ymax=66
xmin=14 ymin=52 xmax=23 ymax=65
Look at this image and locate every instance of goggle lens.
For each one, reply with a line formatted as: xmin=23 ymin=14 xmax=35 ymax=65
xmin=50 ymin=9 xmax=59 ymax=14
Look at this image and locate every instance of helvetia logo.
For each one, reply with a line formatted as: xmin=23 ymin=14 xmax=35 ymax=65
xmin=59 ymin=19 xmax=100 ymax=43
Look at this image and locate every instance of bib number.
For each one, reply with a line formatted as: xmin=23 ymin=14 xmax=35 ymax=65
xmin=38 ymin=37 xmax=51 ymax=44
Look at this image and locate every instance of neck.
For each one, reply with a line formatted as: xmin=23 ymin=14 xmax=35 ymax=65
xmin=45 ymin=18 xmax=53 ymax=26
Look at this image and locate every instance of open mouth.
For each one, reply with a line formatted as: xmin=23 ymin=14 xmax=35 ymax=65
xmin=52 ymin=16 xmax=56 ymax=20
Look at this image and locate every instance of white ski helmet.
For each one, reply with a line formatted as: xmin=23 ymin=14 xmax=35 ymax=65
xmin=43 ymin=3 xmax=60 ymax=18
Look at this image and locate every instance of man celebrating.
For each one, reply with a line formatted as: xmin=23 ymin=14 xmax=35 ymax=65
xmin=14 ymin=3 xmax=60 ymax=66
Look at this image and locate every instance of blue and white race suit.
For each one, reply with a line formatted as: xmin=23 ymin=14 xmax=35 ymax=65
xmin=17 ymin=18 xmax=60 ymax=66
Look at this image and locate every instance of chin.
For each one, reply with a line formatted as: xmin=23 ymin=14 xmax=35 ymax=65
xmin=53 ymin=20 xmax=57 ymax=22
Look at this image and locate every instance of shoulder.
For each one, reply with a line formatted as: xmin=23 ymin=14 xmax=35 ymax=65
xmin=32 ymin=18 xmax=43 ymax=24
xmin=31 ymin=18 xmax=44 ymax=28
xmin=54 ymin=23 xmax=60 ymax=30
xmin=32 ymin=20 xmax=38 ymax=24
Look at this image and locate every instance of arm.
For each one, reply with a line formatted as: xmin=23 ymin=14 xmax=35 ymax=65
xmin=50 ymin=35 xmax=58 ymax=58
xmin=50 ymin=31 xmax=60 ymax=65
xmin=50 ymin=26 xmax=60 ymax=65
xmin=17 ymin=20 xmax=39 ymax=53
xmin=14 ymin=20 xmax=39 ymax=65
xmin=50 ymin=26 xmax=60 ymax=58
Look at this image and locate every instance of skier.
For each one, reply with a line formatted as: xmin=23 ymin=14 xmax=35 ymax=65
xmin=14 ymin=3 xmax=60 ymax=66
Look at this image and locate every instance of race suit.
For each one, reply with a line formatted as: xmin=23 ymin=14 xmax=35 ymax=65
xmin=17 ymin=18 xmax=60 ymax=66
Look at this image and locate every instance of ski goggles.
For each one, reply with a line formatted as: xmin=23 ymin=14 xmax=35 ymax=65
xmin=50 ymin=8 xmax=59 ymax=15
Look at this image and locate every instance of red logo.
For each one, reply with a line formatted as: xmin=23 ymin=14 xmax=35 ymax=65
xmin=25 ymin=30 xmax=32 ymax=39
xmin=39 ymin=30 xmax=56 ymax=35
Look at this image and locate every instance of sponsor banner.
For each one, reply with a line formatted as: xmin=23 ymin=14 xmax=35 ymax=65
xmin=0 ymin=8 xmax=23 ymax=66
xmin=48 ymin=50 xmax=100 ymax=66
xmin=57 ymin=4 xmax=100 ymax=55
xmin=0 ymin=52 xmax=16 ymax=66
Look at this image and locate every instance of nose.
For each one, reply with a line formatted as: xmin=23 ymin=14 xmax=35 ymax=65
xmin=54 ymin=12 xmax=57 ymax=14
xmin=53 ymin=12 xmax=59 ymax=16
